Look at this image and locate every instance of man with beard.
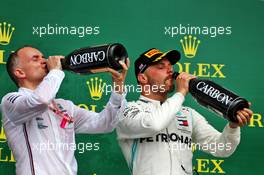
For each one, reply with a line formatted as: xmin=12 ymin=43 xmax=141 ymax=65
xmin=1 ymin=46 xmax=129 ymax=175
xmin=116 ymin=48 xmax=253 ymax=175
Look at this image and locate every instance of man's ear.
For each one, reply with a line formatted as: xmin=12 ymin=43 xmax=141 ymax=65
xmin=14 ymin=68 xmax=26 ymax=79
xmin=137 ymin=73 xmax=148 ymax=84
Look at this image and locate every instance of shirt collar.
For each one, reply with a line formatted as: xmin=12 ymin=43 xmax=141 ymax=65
xmin=139 ymin=95 xmax=162 ymax=106
xmin=18 ymin=87 xmax=33 ymax=94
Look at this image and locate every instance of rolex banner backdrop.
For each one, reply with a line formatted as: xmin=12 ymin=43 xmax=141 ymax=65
xmin=0 ymin=0 xmax=263 ymax=174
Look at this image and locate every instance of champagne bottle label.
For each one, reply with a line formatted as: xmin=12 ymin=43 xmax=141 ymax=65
xmin=69 ymin=48 xmax=106 ymax=67
xmin=193 ymin=80 xmax=234 ymax=106
xmin=189 ymin=79 xmax=249 ymax=123
xmin=62 ymin=43 xmax=127 ymax=74
xmin=173 ymin=72 xmax=249 ymax=123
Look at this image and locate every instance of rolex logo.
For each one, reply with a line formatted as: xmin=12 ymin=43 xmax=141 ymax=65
xmin=180 ymin=35 xmax=200 ymax=58
xmin=0 ymin=22 xmax=15 ymax=45
xmin=86 ymin=77 xmax=106 ymax=101
xmin=0 ymin=126 xmax=7 ymax=143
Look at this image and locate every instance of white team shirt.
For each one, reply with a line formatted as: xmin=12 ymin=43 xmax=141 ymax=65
xmin=116 ymin=93 xmax=240 ymax=175
xmin=1 ymin=69 xmax=126 ymax=175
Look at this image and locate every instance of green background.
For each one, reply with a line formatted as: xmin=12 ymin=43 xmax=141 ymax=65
xmin=1 ymin=0 xmax=263 ymax=174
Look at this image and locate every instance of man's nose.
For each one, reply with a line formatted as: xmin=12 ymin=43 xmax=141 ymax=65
xmin=40 ymin=59 xmax=47 ymax=64
xmin=167 ymin=65 xmax=173 ymax=74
